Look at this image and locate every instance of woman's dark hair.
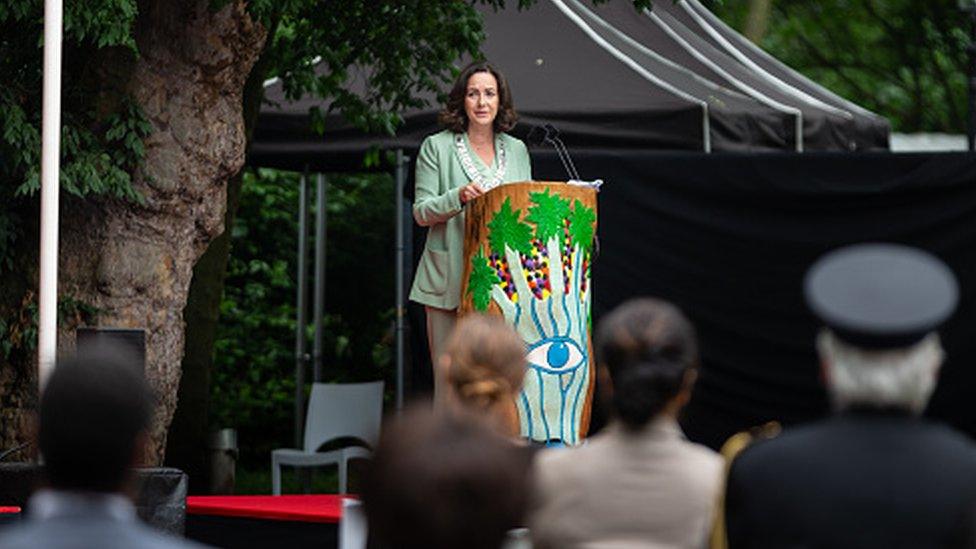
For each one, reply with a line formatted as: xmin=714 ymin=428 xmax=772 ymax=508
xmin=40 ymin=344 xmax=154 ymax=492
xmin=439 ymin=61 xmax=518 ymax=133
xmin=595 ymin=298 xmax=699 ymax=429
xmin=362 ymin=406 xmax=530 ymax=549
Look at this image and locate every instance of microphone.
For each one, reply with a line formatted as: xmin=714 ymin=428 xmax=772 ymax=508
xmin=528 ymin=124 xmax=581 ymax=181
xmin=543 ymin=124 xmax=581 ymax=181
xmin=526 ymin=124 xmax=599 ymax=262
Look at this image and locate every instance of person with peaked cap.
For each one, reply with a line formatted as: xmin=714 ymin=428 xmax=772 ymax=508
xmin=724 ymin=243 xmax=976 ymax=549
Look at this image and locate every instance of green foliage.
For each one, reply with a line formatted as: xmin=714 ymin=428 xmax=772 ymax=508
xmin=249 ymin=0 xmax=497 ymax=134
xmin=63 ymin=0 xmax=139 ymax=51
xmin=707 ymin=0 xmax=968 ymax=132
xmin=211 ymin=168 xmax=395 ymax=464
xmin=0 ymin=292 xmax=98 ymax=362
xmin=0 ymin=0 xmax=148 ymax=268
xmin=487 ymin=197 xmax=534 ymax=255
xmin=211 ymin=168 xmax=299 ymax=462
xmin=246 ymin=0 xmax=650 ymax=136
xmin=467 ymin=247 xmax=500 ymax=312
xmin=527 ymin=188 xmax=571 ymax=243
xmin=568 ymin=199 xmax=596 ymax=253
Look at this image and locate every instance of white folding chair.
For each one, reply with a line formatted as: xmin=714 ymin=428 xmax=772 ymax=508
xmin=271 ymin=381 xmax=384 ymax=494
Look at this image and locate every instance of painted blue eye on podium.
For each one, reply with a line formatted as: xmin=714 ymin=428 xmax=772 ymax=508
xmin=526 ymin=337 xmax=585 ymax=374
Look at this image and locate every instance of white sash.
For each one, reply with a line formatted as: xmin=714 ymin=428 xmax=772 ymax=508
xmin=454 ymin=133 xmax=507 ymax=191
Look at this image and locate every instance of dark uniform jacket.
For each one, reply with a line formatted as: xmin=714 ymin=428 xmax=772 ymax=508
xmin=725 ymin=410 xmax=976 ymax=549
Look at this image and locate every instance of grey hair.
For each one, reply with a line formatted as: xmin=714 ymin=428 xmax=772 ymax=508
xmin=816 ymin=330 xmax=944 ymax=414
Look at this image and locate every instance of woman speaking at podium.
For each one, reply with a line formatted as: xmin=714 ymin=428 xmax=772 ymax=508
xmin=409 ymin=61 xmax=532 ymax=406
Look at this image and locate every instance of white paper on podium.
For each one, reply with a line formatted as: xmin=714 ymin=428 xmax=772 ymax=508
xmin=567 ymin=179 xmax=603 ymax=190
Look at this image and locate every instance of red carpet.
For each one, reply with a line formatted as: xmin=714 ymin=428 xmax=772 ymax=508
xmin=187 ymin=495 xmax=345 ymax=524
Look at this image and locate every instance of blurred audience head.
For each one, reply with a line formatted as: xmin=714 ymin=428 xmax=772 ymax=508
xmin=595 ymin=297 xmax=699 ymax=430
xmin=805 ymin=244 xmax=957 ymax=414
xmin=362 ymin=406 xmax=530 ymax=549
xmin=441 ymin=314 xmax=526 ymax=434
xmin=39 ymin=343 xmax=154 ymax=493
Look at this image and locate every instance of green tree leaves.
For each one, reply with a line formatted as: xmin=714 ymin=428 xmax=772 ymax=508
xmin=487 ymin=192 xmax=595 ymax=267
xmin=707 ymin=0 xmax=968 ymax=132
xmin=526 ymin=188 xmax=570 ymax=243
xmin=0 ymin=0 xmax=147 ymax=268
xmin=251 ymin=1 xmax=495 ymax=136
xmin=64 ymin=0 xmax=138 ymax=51
xmin=213 ymin=168 xmax=396 ymax=464
xmin=488 ymin=197 xmax=533 ymax=255
xmin=569 ymin=199 xmax=596 ymax=253
xmin=467 ymin=248 xmax=500 ymax=311
xmin=248 ymin=0 xmax=650 ymax=139
xmin=477 ymin=191 xmax=595 ymax=310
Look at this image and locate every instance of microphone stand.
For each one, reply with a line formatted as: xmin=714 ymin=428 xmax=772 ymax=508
xmin=543 ymin=124 xmax=581 ymax=181
xmin=527 ymin=124 xmax=598 ymax=261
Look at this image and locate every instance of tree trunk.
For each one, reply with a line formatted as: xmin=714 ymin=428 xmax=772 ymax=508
xmin=16 ymin=0 xmax=265 ymax=464
xmin=744 ymin=0 xmax=773 ymax=44
xmin=165 ymin=19 xmax=275 ymax=487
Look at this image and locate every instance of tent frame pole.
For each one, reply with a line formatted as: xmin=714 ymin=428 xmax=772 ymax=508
xmin=969 ymin=5 xmax=976 ymax=152
xmin=394 ymin=150 xmax=410 ymax=411
xmin=294 ymin=169 xmax=310 ymax=447
xmin=313 ymin=173 xmax=327 ymax=383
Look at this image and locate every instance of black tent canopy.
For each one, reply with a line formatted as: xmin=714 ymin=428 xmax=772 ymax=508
xmin=658 ymin=0 xmax=890 ymax=149
xmin=554 ymin=0 xmax=798 ymax=151
xmin=251 ymin=0 xmax=889 ymax=167
xmin=568 ymin=0 xmax=855 ymax=151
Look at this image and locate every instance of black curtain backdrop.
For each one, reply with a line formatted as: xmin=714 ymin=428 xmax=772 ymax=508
xmin=409 ymin=150 xmax=976 ymax=450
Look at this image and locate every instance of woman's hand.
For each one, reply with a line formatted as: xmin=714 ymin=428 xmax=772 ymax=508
xmin=459 ymin=182 xmax=485 ymax=205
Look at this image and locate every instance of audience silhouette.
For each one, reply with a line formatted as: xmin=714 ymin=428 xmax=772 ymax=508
xmin=362 ymin=406 xmax=531 ymax=549
xmin=529 ymin=297 xmax=723 ymax=548
xmin=0 ymin=344 xmax=206 ymax=548
xmin=724 ymin=244 xmax=976 ymax=549
xmin=438 ymin=313 xmax=528 ymax=437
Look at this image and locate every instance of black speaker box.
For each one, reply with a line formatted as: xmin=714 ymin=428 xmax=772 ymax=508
xmin=76 ymin=328 xmax=146 ymax=373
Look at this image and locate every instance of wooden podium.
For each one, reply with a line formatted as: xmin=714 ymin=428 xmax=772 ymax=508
xmin=459 ymin=181 xmax=597 ymax=445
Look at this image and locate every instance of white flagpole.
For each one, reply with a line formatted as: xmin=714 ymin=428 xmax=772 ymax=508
xmin=39 ymin=0 xmax=63 ymax=389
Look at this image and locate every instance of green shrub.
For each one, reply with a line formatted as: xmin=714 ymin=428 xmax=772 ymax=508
xmin=212 ymin=168 xmax=395 ymax=466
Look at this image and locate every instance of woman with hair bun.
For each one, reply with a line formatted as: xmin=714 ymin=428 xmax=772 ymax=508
xmin=439 ymin=314 xmax=527 ymax=438
xmin=529 ymin=298 xmax=723 ymax=549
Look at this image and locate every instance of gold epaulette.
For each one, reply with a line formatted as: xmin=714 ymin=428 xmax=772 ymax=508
xmin=709 ymin=422 xmax=782 ymax=549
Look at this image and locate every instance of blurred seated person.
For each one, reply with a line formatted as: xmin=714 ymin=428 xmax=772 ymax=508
xmin=0 ymin=345 xmax=206 ymax=549
xmin=438 ymin=313 xmax=527 ymax=437
xmin=362 ymin=406 xmax=531 ymax=549
xmin=529 ymin=298 xmax=723 ymax=549
xmin=724 ymin=244 xmax=976 ymax=549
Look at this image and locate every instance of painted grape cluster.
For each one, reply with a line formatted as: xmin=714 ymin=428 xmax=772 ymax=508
xmin=559 ymin=222 xmax=592 ymax=295
xmin=467 ymin=190 xmax=596 ymax=312
xmin=487 ymin=251 xmax=513 ymax=299
xmin=489 ymin=237 xmax=553 ymax=302
xmin=490 ymin=235 xmax=590 ymax=302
